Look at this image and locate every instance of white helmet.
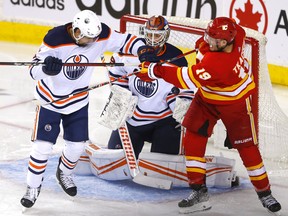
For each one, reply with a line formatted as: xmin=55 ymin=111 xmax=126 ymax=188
xmin=72 ymin=10 xmax=102 ymax=41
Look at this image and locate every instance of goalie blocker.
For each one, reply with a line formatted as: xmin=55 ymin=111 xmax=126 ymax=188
xmin=75 ymin=143 xmax=239 ymax=188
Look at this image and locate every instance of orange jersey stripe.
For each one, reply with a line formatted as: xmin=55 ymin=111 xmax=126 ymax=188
xmin=133 ymin=110 xmax=172 ymax=119
xmin=124 ymin=35 xmax=137 ymax=53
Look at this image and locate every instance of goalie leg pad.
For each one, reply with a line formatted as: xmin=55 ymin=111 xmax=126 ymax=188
xmin=139 ymin=152 xmax=188 ymax=187
xmin=205 ymin=155 xmax=237 ymax=188
xmin=76 ymin=144 xmax=237 ymax=188
xmin=85 ymin=143 xmax=131 ymax=180
xmin=138 ymin=152 xmax=237 ymax=188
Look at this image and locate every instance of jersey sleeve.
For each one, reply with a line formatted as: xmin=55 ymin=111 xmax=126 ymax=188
xmin=29 ymin=43 xmax=57 ymax=80
xmin=99 ymin=23 xmax=145 ymax=56
xmin=108 ymin=53 xmax=129 ymax=88
xmin=108 ymin=53 xmax=140 ymax=89
xmin=29 ymin=24 xmax=72 ymax=80
xmin=154 ymin=65 xmax=198 ymax=90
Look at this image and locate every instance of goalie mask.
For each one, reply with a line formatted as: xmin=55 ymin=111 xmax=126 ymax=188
xmin=72 ymin=10 xmax=102 ymax=43
xmin=144 ymin=15 xmax=170 ymax=49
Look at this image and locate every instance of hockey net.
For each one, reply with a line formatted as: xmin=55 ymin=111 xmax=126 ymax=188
xmin=119 ymin=14 xmax=288 ymax=169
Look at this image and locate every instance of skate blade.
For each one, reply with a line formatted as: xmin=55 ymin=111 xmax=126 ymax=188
xmin=268 ymin=210 xmax=281 ymax=216
xmin=68 ymin=196 xmax=76 ymax=202
xmin=179 ymin=201 xmax=212 ymax=214
xmin=22 ymin=207 xmax=29 ymax=214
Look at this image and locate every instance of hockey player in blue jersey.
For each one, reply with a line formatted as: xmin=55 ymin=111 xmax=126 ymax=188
xmin=20 ymin=10 xmax=145 ymax=209
xmin=104 ymin=16 xmax=195 ymax=158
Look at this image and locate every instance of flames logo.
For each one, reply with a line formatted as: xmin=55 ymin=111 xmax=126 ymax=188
xmin=229 ymin=0 xmax=268 ymax=34
xmin=63 ymin=55 xmax=88 ymax=80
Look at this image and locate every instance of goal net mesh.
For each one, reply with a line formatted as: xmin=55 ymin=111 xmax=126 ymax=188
xmin=120 ymin=15 xmax=288 ymax=169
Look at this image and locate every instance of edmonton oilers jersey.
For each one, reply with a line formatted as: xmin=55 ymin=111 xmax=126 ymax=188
xmin=29 ymin=22 xmax=144 ymax=114
xmin=108 ymin=43 xmax=194 ymax=126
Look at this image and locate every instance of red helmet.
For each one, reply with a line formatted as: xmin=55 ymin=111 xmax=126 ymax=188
xmin=144 ymin=15 xmax=170 ymax=47
xmin=205 ymin=17 xmax=237 ymax=44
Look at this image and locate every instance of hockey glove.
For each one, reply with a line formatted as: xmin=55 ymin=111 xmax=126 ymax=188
xmin=42 ymin=56 xmax=63 ymax=76
xmin=172 ymin=97 xmax=192 ymax=123
xmin=137 ymin=45 xmax=159 ymax=63
xmin=136 ymin=62 xmax=161 ymax=82
xmin=97 ymin=85 xmax=138 ymax=130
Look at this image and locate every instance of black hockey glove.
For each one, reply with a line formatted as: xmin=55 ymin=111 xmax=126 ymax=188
xmin=42 ymin=56 xmax=63 ymax=76
xmin=137 ymin=45 xmax=159 ymax=63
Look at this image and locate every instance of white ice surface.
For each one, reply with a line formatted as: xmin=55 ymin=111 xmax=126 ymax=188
xmin=0 ymin=42 xmax=287 ymax=216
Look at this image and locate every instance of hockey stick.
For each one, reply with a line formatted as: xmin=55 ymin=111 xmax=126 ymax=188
xmin=100 ymin=55 xmax=172 ymax=189
xmin=40 ymin=71 xmax=138 ymax=105
xmin=0 ymin=62 xmax=125 ymax=67
xmin=159 ymin=49 xmax=196 ymax=65
xmin=0 ymin=49 xmax=196 ymax=67
xmin=40 ymin=49 xmax=196 ymax=105
xmin=118 ymin=122 xmax=172 ymax=189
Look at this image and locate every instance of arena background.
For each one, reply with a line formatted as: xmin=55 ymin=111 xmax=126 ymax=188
xmin=0 ymin=0 xmax=287 ymax=85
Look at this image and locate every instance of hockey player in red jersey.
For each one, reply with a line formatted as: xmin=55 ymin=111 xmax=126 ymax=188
xmin=20 ymin=10 xmax=145 ymax=209
xmin=136 ymin=17 xmax=281 ymax=214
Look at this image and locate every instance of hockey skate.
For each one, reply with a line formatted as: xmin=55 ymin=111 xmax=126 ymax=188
xmin=178 ymin=185 xmax=212 ymax=214
xmin=20 ymin=184 xmax=41 ymax=208
xmin=56 ymin=165 xmax=77 ymax=197
xmin=258 ymin=191 xmax=281 ymax=215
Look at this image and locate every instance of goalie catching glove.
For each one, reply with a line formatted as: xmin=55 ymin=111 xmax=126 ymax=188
xmin=97 ymin=85 xmax=138 ymax=130
xmin=137 ymin=45 xmax=159 ymax=63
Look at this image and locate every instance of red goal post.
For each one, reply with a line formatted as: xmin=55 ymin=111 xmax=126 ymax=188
xmin=119 ymin=14 xmax=288 ymax=168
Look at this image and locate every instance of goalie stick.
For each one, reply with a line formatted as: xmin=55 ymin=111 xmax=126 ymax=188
xmin=159 ymin=49 xmax=196 ymax=65
xmin=118 ymin=122 xmax=172 ymax=190
xmin=100 ymin=55 xmax=172 ymax=189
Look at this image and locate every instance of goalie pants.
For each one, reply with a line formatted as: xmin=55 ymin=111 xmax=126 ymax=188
xmin=182 ymin=93 xmax=271 ymax=192
xmin=108 ymin=116 xmax=181 ymax=158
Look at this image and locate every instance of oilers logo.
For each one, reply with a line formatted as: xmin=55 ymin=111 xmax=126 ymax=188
xmin=63 ymin=55 xmax=88 ymax=80
xmin=134 ymin=77 xmax=158 ymax=98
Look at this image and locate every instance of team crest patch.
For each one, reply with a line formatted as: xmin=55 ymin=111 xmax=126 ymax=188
xmin=63 ymin=55 xmax=88 ymax=80
xmin=44 ymin=124 xmax=52 ymax=132
xmin=134 ymin=77 xmax=158 ymax=98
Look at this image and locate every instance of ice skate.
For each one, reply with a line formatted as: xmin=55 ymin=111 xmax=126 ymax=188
xmin=56 ymin=166 xmax=77 ymax=197
xmin=178 ymin=185 xmax=212 ymax=214
xmin=258 ymin=191 xmax=281 ymax=215
xmin=20 ymin=184 xmax=41 ymax=210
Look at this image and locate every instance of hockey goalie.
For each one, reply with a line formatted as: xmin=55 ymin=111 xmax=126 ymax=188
xmin=75 ymin=85 xmax=239 ymax=189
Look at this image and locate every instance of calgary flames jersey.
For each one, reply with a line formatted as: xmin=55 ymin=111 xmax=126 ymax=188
xmin=157 ymin=24 xmax=256 ymax=105
xmin=29 ymin=22 xmax=144 ymax=114
xmin=108 ymin=43 xmax=195 ymax=126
